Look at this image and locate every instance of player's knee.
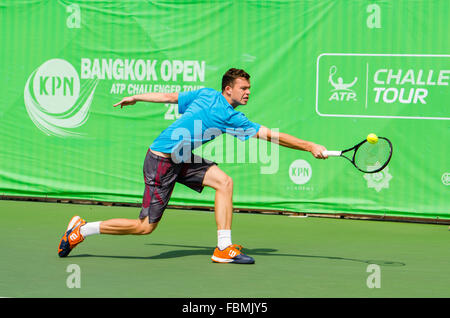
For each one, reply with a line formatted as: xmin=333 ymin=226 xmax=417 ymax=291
xmin=218 ymin=175 xmax=233 ymax=192
xmin=137 ymin=221 xmax=158 ymax=235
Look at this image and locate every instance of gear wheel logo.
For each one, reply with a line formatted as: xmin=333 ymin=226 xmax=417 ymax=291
xmin=363 ymin=162 xmax=393 ymax=192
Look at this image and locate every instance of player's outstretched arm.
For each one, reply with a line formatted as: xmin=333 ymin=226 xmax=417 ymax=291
xmin=113 ymin=92 xmax=178 ymax=108
xmin=255 ymin=126 xmax=328 ymax=159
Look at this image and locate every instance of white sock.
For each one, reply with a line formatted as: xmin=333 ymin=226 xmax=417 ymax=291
xmin=80 ymin=221 xmax=101 ymax=238
xmin=217 ymin=230 xmax=232 ymax=250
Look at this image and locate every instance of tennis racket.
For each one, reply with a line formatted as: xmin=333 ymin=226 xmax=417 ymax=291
xmin=323 ymin=137 xmax=393 ymax=173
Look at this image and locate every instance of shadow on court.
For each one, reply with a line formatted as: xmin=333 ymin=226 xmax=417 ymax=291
xmin=71 ymin=242 xmax=405 ymax=266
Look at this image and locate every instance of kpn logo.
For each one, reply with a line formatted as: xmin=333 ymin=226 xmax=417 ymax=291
xmin=24 ymin=58 xmax=99 ymax=137
xmin=289 ymin=159 xmax=312 ymax=185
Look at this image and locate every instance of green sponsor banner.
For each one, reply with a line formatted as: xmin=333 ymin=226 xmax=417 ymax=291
xmin=0 ymin=1 xmax=449 ymax=220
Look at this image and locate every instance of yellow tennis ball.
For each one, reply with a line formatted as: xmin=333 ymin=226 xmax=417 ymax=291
xmin=367 ymin=133 xmax=378 ymax=144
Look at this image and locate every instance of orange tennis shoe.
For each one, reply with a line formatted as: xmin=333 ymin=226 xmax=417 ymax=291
xmin=58 ymin=216 xmax=86 ymax=257
xmin=211 ymin=244 xmax=255 ymax=264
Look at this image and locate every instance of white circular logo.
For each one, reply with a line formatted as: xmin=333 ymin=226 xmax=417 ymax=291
xmin=289 ymin=159 xmax=312 ymax=185
xmin=24 ymin=58 xmax=99 ymax=137
xmin=32 ymin=58 xmax=80 ymax=114
xmin=442 ymin=173 xmax=450 ymax=186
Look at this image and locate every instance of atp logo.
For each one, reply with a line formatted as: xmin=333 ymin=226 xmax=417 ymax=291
xmin=363 ymin=162 xmax=393 ymax=192
xmin=328 ymin=65 xmax=358 ymax=102
xmin=24 ymin=58 xmax=98 ymax=137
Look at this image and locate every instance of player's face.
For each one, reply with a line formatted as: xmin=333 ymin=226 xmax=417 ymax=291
xmin=230 ymin=78 xmax=251 ymax=105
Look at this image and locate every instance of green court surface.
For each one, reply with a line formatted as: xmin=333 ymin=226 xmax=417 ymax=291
xmin=0 ymin=200 xmax=448 ymax=298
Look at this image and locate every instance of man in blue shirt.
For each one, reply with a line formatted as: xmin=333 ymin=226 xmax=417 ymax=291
xmin=58 ymin=68 xmax=328 ymax=264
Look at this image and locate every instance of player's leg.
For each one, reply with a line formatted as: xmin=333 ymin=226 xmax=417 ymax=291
xmin=202 ymin=165 xmax=234 ymax=231
xmin=99 ymin=216 xmax=158 ymax=235
xmin=201 ymin=165 xmax=255 ymax=264
xmin=175 ymin=156 xmax=253 ymax=263
xmin=58 ymin=216 xmax=160 ymax=257
xmin=176 ymin=158 xmax=233 ymax=246
xmin=58 ymin=149 xmax=175 ymax=257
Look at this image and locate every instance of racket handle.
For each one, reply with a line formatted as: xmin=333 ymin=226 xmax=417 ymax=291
xmin=323 ymin=150 xmax=341 ymax=157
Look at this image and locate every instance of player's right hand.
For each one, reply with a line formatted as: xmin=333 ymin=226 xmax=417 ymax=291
xmin=113 ymin=96 xmax=136 ymax=108
xmin=310 ymin=143 xmax=328 ymax=159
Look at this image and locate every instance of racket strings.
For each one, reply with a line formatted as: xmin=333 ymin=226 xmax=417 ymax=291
xmin=354 ymin=139 xmax=392 ymax=173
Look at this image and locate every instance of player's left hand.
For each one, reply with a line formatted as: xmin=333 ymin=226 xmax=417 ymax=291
xmin=113 ymin=96 xmax=136 ymax=108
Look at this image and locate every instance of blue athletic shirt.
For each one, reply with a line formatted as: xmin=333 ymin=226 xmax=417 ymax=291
xmin=150 ymin=88 xmax=261 ymax=162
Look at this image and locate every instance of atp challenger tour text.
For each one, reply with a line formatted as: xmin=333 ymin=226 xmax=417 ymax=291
xmin=181 ymin=302 xmax=268 ymax=315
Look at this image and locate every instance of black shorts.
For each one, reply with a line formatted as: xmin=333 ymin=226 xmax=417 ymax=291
xmin=139 ymin=149 xmax=216 ymax=223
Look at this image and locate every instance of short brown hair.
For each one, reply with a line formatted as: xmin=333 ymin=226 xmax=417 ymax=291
xmin=221 ymin=68 xmax=250 ymax=92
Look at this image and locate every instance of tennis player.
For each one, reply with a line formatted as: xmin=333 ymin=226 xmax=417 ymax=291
xmin=58 ymin=68 xmax=328 ymax=264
